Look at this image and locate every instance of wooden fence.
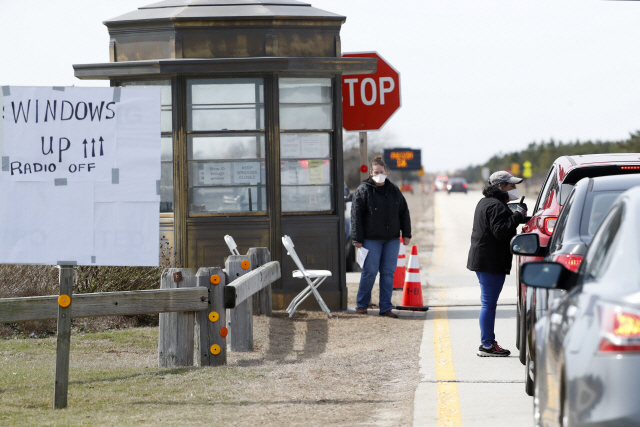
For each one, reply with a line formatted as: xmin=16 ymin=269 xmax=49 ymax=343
xmin=0 ymin=247 xmax=280 ymax=408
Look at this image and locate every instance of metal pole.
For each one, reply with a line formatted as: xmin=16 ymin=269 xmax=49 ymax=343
xmin=54 ymin=264 xmax=75 ymax=409
xmin=359 ymin=132 xmax=368 ymax=181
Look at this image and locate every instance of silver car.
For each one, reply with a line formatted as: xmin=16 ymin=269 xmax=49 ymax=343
xmin=521 ymin=186 xmax=640 ymax=426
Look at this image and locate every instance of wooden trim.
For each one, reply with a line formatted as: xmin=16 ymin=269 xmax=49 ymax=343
xmin=224 ymin=261 xmax=281 ymax=308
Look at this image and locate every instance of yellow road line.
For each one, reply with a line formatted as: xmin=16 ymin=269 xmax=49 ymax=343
xmin=434 ymin=291 xmax=461 ymax=426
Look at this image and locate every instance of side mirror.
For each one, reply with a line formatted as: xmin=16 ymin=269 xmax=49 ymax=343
xmin=510 ymin=233 xmax=546 ymax=256
xmin=520 ymin=261 xmax=577 ymax=291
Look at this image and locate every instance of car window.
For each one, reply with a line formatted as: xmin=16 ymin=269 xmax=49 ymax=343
xmin=579 ymin=191 xmax=623 ymax=238
xmin=535 ymin=166 xmax=555 ymax=213
xmin=548 ymin=189 xmax=575 ymax=253
xmin=581 ymin=204 xmax=624 ymax=283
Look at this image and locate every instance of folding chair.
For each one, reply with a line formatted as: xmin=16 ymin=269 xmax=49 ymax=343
xmin=282 ymin=235 xmax=332 ymax=318
xmin=224 ymin=235 xmax=241 ymax=256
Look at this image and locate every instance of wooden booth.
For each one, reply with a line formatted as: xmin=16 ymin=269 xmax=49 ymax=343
xmin=73 ymin=0 xmax=376 ymax=310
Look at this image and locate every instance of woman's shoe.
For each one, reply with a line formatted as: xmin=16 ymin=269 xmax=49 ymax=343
xmin=477 ymin=342 xmax=510 ymax=357
xmin=379 ymin=310 xmax=398 ymax=318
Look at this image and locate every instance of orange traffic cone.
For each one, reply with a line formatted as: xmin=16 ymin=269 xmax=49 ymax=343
xmin=393 ymin=237 xmax=406 ymax=290
xmin=396 ymin=245 xmax=429 ymax=311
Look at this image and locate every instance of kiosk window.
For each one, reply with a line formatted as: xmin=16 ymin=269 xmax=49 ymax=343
xmin=279 ymin=77 xmax=333 ymax=213
xmin=187 ymin=78 xmax=266 ymax=214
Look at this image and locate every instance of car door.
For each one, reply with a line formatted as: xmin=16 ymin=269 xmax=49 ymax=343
xmin=544 ymin=203 xmax=626 ymax=421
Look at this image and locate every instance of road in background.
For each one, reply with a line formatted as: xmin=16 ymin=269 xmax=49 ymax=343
xmin=414 ymin=191 xmax=532 ymax=426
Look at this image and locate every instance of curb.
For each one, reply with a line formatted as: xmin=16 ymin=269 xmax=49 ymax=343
xmin=346 ymin=307 xmax=429 ymax=319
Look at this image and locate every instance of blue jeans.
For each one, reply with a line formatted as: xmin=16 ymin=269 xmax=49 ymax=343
xmin=357 ymin=238 xmax=400 ymax=313
xmin=476 ymin=272 xmax=506 ymax=346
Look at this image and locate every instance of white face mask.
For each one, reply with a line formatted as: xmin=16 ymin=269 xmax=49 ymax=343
xmin=506 ymin=188 xmax=519 ymax=201
xmin=372 ymin=174 xmax=387 ymax=184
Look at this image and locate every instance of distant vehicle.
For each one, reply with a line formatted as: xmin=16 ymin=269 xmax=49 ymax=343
xmin=511 ymin=173 xmax=640 ymax=395
xmin=446 ymin=177 xmax=468 ymax=194
xmin=433 ymin=175 xmax=449 ymax=192
xmin=520 ymin=186 xmax=640 ymax=426
xmin=401 ymin=183 xmax=414 ymax=194
xmin=516 ymin=153 xmax=640 ymax=372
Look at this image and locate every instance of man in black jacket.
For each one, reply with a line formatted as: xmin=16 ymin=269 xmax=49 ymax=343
xmin=467 ymin=171 xmax=527 ymax=357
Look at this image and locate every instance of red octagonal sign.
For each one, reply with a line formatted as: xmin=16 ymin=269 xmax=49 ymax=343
xmin=342 ymin=52 xmax=401 ymax=132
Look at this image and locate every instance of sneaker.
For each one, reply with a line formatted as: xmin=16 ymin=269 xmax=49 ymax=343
xmin=379 ymin=310 xmax=399 ymax=318
xmin=356 ymin=307 xmax=368 ymax=314
xmin=477 ymin=342 xmax=511 ymax=357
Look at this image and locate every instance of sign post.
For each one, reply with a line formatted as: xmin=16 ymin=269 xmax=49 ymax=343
xmin=342 ymin=52 xmax=401 ymax=179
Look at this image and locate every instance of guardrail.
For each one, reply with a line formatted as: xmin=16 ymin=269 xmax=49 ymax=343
xmin=0 ymin=247 xmax=280 ymax=408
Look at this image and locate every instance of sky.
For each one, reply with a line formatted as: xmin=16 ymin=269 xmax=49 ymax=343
xmin=2 ymin=0 xmax=640 ymax=172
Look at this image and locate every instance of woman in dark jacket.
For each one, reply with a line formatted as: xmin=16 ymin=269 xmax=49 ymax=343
xmin=351 ymin=156 xmax=411 ymax=318
xmin=467 ymin=171 xmax=527 ymax=356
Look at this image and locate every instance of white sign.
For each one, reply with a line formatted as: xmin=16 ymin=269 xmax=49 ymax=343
xmin=200 ymin=162 xmax=230 ymax=185
xmin=3 ymin=87 xmax=118 ymax=182
xmin=234 ymin=162 xmax=260 ymax=185
xmin=281 ymin=134 xmax=301 ymax=158
xmin=301 ymin=135 xmax=323 ymax=158
xmin=0 ymin=86 xmax=161 ymax=266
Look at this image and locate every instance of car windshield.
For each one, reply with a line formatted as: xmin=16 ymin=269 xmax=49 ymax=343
xmin=580 ymin=191 xmax=623 ymax=239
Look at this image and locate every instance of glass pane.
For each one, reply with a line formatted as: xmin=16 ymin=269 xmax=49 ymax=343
xmin=161 ymin=107 xmax=172 ymax=133
xmin=190 ymin=186 xmax=266 ymax=213
xmin=161 ymin=136 xmax=172 ymax=161
xmin=279 ymin=78 xmax=332 ymax=104
xmin=120 ymin=80 xmax=172 ymax=105
xmin=190 ymin=161 xmax=265 ymax=187
xmin=282 ymin=185 xmax=332 ymax=212
xmin=280 ymin=133 xmax=330 ymax=159
xmin=188 ymin=78 xmax=264 ymax=105
xmin=281 ymin=160 xmax=331 ymax=185
xmin=188 ymin=105 xmax=264 ymax=131
xmin=160 ymin=162 xmax=173 ymax=213
xmin=189 ymin=135 xmax=264 ymax=160
xmin=280 ymin=105 xmax=332 ymax=130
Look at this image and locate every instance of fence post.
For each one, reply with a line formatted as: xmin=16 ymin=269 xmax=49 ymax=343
xmin=54 ymin=264 xmax=75 ymax=409
xmin=225 ymin=255 xmax=253 ymax=352
xmin=248 ymin=247 xmax=272 ymax=316
xmin=195 ymin=267 xmax=227 ymax=366
xmin=158 ymin=268 xmax=196 ymax=367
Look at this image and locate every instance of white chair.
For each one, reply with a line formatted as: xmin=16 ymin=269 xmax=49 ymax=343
xmin=224 ymin=235 xmax=241 ymax=256
xmin=282 ymin=235 xmax=332 ymax=318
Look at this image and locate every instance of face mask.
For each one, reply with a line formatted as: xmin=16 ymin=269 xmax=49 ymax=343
xmin=372 ymin=174 xmax=387 ymax=184
xmin=506 ymin=188 xmax=519 ymax=201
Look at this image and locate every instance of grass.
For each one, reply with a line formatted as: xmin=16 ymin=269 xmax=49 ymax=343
xmin=0 ymin=327 xmax=270 ymax=426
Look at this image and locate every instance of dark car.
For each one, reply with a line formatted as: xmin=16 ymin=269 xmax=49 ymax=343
xmin=520 ymin=186 xmax=640 ymax=426
xmin=512 ymin=174 xmax=640 ymax=395
xmin=516 ymin=153 xmax=640 ymax=369
xmin=446 ymin=177 xmax=468 ymax=194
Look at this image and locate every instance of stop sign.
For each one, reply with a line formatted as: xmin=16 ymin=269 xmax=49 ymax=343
xmin=342 ymin=52 xmax=401 ymax=132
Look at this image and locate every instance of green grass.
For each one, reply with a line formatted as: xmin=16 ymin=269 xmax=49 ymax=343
xmin=0 ymin=328 xmax=270 ymax=426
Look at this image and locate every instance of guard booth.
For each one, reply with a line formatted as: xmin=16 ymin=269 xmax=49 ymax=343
xmin=73 ymin=0 xmax=376 ymax=310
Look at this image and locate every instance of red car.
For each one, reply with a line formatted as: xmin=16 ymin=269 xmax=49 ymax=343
xmin=516 ymin=153 xmax=640 ymax=367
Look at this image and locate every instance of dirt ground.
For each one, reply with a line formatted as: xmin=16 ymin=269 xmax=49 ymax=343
xmin=0 ymin=192 xmax=435 ymax=427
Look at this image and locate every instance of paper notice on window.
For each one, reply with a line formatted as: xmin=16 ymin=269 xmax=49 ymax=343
xmin=281 ymin=134 xmax=301 ymax=158
xmin=308 ymin=159 xmax=323 ymax=184
xmin=301 ymin=134 xmax=323 ymax=158
xmin=200 ymin=162 xmax=231 ymax=185
xmin=357 ymin=246 xmax=369 ymax=269
xmin=234 ymin=162 xmax=260 ymax=185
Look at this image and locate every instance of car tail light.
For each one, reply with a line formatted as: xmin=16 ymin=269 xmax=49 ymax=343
xmin=552 ymin=254 xmax=583 ymax=272
xmin=620 ymin=166 xmax=640 ymax=170
xmin=542 ymin=217 xmax=557 ymax=236
xmin=598 ymin=304 xmax=640 ymax=353
xmin=462 ymin=183 xmax=468 ymax=188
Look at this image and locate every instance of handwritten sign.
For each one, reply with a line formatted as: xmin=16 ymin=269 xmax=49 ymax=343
xmin=1 ymin=86 xmax=161 ymax=266
xmin=200 ymin=163 xmax=231 ymax=185
xmin=234 ymin=162 xmax=260 ymax=185
xmin=3 ymin=87 xmax=118 ymax=182
xmin=281 ymin=134 xmax=301 ymax=158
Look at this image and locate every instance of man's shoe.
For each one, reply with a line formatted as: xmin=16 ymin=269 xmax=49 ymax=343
xmin=477 ymin=342 xmax=511 ymax=357
xmin=356 ymin=307 xmax=368 ymax=314
xmin=379 ymin=310 xmax=398 ymax=318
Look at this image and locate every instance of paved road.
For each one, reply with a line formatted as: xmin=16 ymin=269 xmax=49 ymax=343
xmin=413 ymin=191 xmax=532 ymax=426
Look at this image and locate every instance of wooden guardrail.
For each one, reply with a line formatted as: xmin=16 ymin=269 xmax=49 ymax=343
xmin=0 ymin=247 xmax=280 ymax=409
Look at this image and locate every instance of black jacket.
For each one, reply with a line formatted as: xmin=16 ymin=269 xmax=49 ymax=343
xmin=467 ymin=185 xmax=525 ymax=274
xmin=351 ymin=178 xmax=411 ymax=243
